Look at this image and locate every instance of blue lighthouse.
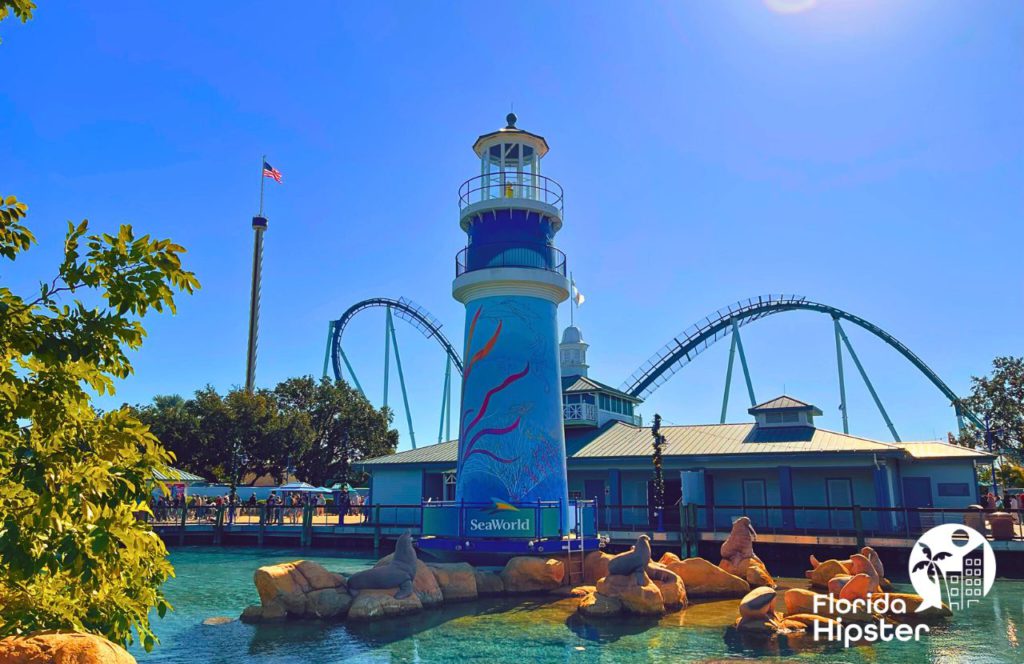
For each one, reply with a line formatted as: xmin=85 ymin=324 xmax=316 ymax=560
xmin=452 ymin=114 xmax=571 ymax=534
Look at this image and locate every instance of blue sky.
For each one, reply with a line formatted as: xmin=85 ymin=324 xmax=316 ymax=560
xmin=3 ymin=1 xmax=1021 ymax=449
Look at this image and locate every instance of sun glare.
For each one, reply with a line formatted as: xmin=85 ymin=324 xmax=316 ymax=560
xmin=764 ymin=0 xmax=818 ymax=14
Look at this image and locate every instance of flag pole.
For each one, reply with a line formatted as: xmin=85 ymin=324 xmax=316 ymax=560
xmin=569 ymin=272 xmax=575 ymax=327
xmin=246 ymin=155 xmax=269 ymax=394
xmin=259 ymin=154 xmax=266 ymax=216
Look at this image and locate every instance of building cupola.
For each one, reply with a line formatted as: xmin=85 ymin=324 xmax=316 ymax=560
xmin=560 ymin=324 xmax=589 ymax=377
xmin=749 ymin=395 xmax=823 ymax=428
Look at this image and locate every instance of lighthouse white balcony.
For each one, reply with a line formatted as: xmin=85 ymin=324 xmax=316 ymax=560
xmin=458 ymin=172 xmax=563 ymax=230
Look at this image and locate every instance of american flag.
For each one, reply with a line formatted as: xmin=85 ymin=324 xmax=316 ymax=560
xmin=263 ymin=160 xmax=282 ymax=183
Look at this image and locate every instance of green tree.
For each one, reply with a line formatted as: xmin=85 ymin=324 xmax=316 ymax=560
xmin=274 ymin=376 xmax=398 ymax=487
xmin=139 ymin=386 xmax=316 ymax=485
xmin=976 ymin=463 xmax=1024 ymax=490
xmin=957 ymin=356 xmax=1024 ymax=464
xmin=0 ymin=195 xmax=199 ymax=649
xmin=0 ymin=1 xmax=35 ymax=43
xmin=225 ymin=387 xmax=312 ymax=485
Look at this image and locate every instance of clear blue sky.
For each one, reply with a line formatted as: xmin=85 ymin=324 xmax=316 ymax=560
xmin=3 ymin=1 xmax=1021 ymax=449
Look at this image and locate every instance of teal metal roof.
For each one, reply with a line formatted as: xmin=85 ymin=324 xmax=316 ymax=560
xmin=561 ymin=375 xmax=642 ymax=402
xmin=360 ymin=440 xmax=459 ymax=466
xmin=895 ymin=442 xmax=994 ymax=459
xmin=153 ymin=466 xmax=205 ymax=482
xmin=357 ymin=421 xmax=951 ymax=467
xmin=569 ymin=422 xmax=900 ymax=459
xmin=749 ymin=395 xmax=822 ymax=414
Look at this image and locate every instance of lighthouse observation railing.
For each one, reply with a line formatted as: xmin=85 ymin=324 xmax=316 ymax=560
xmin=455 ymin=242 xmax=567 ymax=278
xmin=459 ymin=172 xmax=563 ymax=213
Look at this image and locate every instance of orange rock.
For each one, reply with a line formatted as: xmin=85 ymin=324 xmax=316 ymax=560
xmin=879 ymin=593 xmax=952 ymax=622
xmin=783 ymin=588 xmax=823 ymax=616
xmin=577 ymin=590 xmax=622 ymax=617
xmin=551 ymin=584 xmax=595 ymax=598
xmin=347 ymin=588 xmax=423 ymax=620
xmin=659 ymin=551 xmax=682 ymax=566
xmin=501 ymin=557 xmax=565 ymax=593
xmin=0 ymin=632 xmax=136 ymax=664
xmin=295 ymin=560 xmax=346 ymax=591
xmin=427 ymin=562 xmax=478 ymax=602
xmin=583 ymin=550 xmax=614 ymax=584
xmin=596 ymin=573 xmax=665 ymax=616
xmin=745 ymin=559 xmax=776 ymax=588
xmin=654 ymin=574 xmax=687 ymax=611
xmin=785 ymin=613 xmax=841 ymax=629
xmin=809 ymin=559 xmax=850 ymax=589
xmin=474 ymin=569 xmax=505 ymax=596
xmin=776 ymin=618 xmax=808 ymax=632
xmin=253 ymin=559 xmax=350 ymax=617
xmin=664 ymin=557 xmax=750 ymax=598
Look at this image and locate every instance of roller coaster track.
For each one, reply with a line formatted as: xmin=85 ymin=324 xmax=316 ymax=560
xmin=329 ymin=297 xmax=463 ymax=383
xmin=621 ymin=294 xmax=981 ymax=429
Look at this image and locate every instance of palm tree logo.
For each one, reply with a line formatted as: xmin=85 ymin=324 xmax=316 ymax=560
xmin=912 ymin=542 xmax=952 ymax=602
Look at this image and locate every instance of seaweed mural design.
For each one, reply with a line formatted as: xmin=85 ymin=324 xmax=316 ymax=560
xmin=457 ymin=306 xmax=529 ymax=483
xmin=478 ymin=425 xmax=562 ymax=501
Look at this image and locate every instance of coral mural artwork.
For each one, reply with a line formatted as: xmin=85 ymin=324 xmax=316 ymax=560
xmin=458 ymin=306 xmax=527 ymax=475
xmin=456 ymin=298 xmax=568 ymax=508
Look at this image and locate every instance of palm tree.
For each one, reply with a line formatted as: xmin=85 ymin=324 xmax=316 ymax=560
xmin=913 ymin=542 xmax=953 ymax=603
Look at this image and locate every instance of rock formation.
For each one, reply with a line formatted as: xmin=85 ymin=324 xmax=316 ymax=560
xmin=427 ymin=562 xmax=479 ymax=602
xmin=577 ymin=536 xmax=687 ymax=618
xmin=0 ymin=632 xmax=136 ymax=664
xmin=245 ymin=559 xmax=351 ymax=622
xmin=806 ymin=546 xmax=892 ymax=591
xmin=241 ymin=532 xmax=430 ymax=623
xmin=500 ymin=556 xmax=565 ymax=593
xmin=474 ymin=569 xmax=505 ymax=596
xmin=659 ymin=555 xmax=750 ymax=598
xmin=734 ymin=586 xmax=783 ymax=633
xmin=583 ymin=550 xmax=614 ymax=584
xmin=718 ymin=517 xmax=775 ymax=588
xmin=594 ymin=572 xmax=666 ymax=616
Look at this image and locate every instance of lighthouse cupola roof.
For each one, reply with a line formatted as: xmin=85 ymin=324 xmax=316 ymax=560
xmin=472 ymin=112 xmax=550 ymax=159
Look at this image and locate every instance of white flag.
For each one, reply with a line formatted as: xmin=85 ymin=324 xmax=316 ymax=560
xmin=572 ymin=281 xmax=585 ymax=306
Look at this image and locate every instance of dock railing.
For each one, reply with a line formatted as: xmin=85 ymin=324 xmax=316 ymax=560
xmin=142 ymin=502 xmax=1023 ymax=547
xmin=595 ymin=503 xmax=1023 ymax=544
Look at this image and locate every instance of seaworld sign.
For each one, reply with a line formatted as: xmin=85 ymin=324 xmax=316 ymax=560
xmin=465 ymin=510 xmax=534 ymax=537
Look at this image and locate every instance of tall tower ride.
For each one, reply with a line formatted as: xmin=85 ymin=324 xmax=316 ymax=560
xmin=452 ymin=114 xmax=571 ymax=530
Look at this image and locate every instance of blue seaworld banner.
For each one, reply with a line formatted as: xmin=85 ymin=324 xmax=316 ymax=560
xmin=454 ymin=295 xmax=569 ymax=531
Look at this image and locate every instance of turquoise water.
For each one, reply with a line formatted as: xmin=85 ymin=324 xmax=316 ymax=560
xmin=133 ymin=547 xmax=1024 ymax=664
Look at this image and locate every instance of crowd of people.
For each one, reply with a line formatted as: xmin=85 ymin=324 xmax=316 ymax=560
xmin=982 ymin=490 xmax=1020 ymax=513
xmin=148 ymin=488 xmax=367 ymax=524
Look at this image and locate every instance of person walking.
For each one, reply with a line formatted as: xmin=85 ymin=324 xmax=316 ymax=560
xmin=338 ymin=489 xmax=351 ymax=525
xmin=316 ymin=493 xmax=326 ymax=521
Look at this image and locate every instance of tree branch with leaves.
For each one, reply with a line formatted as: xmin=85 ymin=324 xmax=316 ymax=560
xmin=0 ymin=194 xmax=199 ymax=650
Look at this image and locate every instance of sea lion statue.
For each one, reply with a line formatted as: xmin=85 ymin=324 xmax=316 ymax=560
xmin=347 ymin=531 xmax=418 ymax=599
xmin=607 ymin=534 xmax=653 ymax=585
xmin=606 ymin=534 xmax=682 ymax=587
xmin=720 ymin=516 xmax=760 ymax=570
